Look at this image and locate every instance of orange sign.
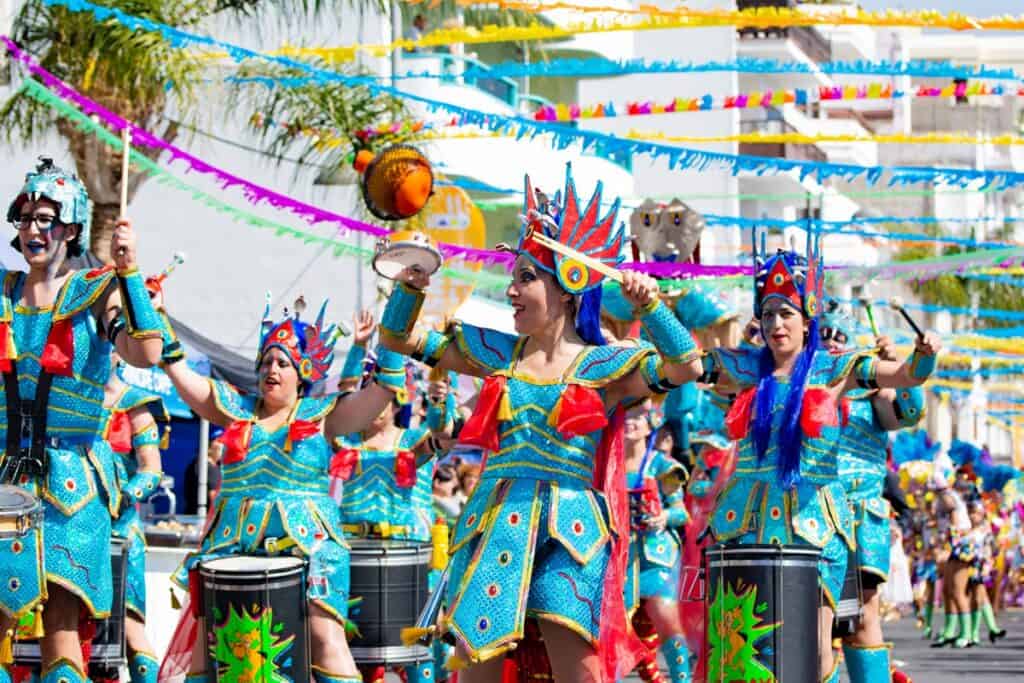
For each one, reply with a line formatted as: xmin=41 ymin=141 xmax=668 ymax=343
xmin=419 ymin=186 xmax=487 ymax=324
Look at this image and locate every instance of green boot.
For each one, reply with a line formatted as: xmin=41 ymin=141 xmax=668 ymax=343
xmin=954 ymin=612 xmax=971 ymax=648
xmin=931 ymin=612 xmax=959 ymax=647
xmin=922 ymin=602 xmax=934 ymax=639
xmin=967 ymin=610 xmax=980 ymax=645
xmin=981 ymin=603 xmax=1007 ymax=643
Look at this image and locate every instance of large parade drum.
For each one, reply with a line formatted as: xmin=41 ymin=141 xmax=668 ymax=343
xmin=199 ymin=556 xmax=310 ymax=683
xmin=347 ymin=539 xmax=431 ymax=665
xmin=833 ymin=547 xmax=862 ymax=637
xmin=13 ymin=537 xmax=127 ymax=671
xmin=705 ymin=544 xmax=821 ymax=683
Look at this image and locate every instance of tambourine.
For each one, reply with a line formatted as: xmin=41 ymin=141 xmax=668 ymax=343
xmin=372 ymin=230 xmax=443 ymax=280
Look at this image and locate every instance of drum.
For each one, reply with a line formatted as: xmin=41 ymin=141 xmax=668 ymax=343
xmin=372 ymin=231 xmax=443 ymax=280
xmin=705 ymin=544 xmax=821 ymax=683
xmin=347 ymin=539 xmax=431 ymax=665
xmin=199 ymin=557 xmax=310 ymax=683
xmin=14 ymin=537 xmax=128 ymax=670
xmin=0 ymin=485 xmax=42 ymax=538
xmin=832 ymin=547 xmax=862 ymax=637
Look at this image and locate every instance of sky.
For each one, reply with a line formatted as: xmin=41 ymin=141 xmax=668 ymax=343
xmin=857 ymin=0 xmax=1021 ymax=14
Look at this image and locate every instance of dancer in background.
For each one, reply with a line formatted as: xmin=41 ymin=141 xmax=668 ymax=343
xmin=963 ymin=500 xmax=1007 ymax=646
xmin=379 ymin=168 xmax=703 ymax=683
xmin=160 ymin=295 xmax=407 ymax=683
xmin=699 ymin=235 xmax=940 ymax=682
xmin=819 ymin=304 xmax=925 ymax=682
xmin=932 ymin=484 xmax=972 ymax=648
xmin=0 ymin=159 xmax=163 ymax=683
xmin=102 ymin=349 xmax=168 ymax=683
xmin=623 ymin=401 xmax=691 ymax=682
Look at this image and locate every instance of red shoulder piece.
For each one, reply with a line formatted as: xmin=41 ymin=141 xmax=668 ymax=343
xmin=285 ymin=419 xmax=320 ymax=452
xmin=220 ymin=420 xmax=254 ymax=465
xmin=329 ymin=448 xmax=360 ymax=481
xmin=458 ymin=374 xmax=506 ymax=452
xmin=107 ymin=410 xmax=133 ymax=454
xmin=395 ymin=450 xmax=417 ymax=488
xmin=85 ymin=264 xmax=115 ymax=279
xmin=800 ymin=387 xmax=839 ymax=439
xmin=40 ymin=317 xmax=74 ymax=376
xmin=725 ymin=387 xmax=756 ymax=441
xmin=554 ymin=384 xmax=608 ymax=439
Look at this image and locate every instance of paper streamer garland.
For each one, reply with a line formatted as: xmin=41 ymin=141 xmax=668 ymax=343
xmin=39 ymin=0 xmax=1024 ymax=193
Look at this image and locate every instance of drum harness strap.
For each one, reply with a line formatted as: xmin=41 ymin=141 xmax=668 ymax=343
xmin=0 ymin=275 xmax=64 ymax=485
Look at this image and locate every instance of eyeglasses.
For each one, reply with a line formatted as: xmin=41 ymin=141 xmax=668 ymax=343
xmin=13 ymin=212 xmax=61 ymax=232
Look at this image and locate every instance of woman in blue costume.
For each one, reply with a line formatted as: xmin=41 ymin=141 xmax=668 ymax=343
xmin=819 ymin=305 xmax=925 ymax=682
xmin=0 ymin=159 xmax=164 ymax=683
xmin=332 ymin=338 xmax=451 ymax=683
xmin=102 ymin=348 xmax=168 ymax=683
xmin=623 ymin=400 xmax=691 ymax=682
xmin=379 ymin=167 xmax=704 ymax=683
xmin=699 ymin=232 xmax=941 ymax=682
xmin=158 ymin=295 xmax=409 ymax=683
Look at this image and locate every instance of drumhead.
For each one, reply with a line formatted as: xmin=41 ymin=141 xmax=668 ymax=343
xmin=0 ymin=485 xmax=39 ymax=513
xmin=373 ymin=245 xmax=442 ymax=280
xmin=706 ymin=543 xmax=821 ymax=567
xmin=348 ymin=538 xmax=432 ymax=565
xmin=200 ymin=555 xmax=306 ymax=575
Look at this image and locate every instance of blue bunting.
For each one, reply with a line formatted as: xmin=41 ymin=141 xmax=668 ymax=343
xmin=39 ymin=0 xmax=1024 ymax=190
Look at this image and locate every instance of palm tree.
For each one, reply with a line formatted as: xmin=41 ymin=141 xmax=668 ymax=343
xmin=0 ymin=0 xmax=396 ymax=261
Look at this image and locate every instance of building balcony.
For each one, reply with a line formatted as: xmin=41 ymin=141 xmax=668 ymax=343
xmin=736 ymin=0 xmax=831 ymax=64
xmin=738 ymin=110 xmax=828 ymax=164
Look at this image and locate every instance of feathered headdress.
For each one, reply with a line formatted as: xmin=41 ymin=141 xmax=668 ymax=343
xmin=752 ymin=226 xmax=824 ymax=320
xmin=518 ymin=165 xmax=626 ymax=295
xmin=258 ymin=295 xmax=338 ymax=390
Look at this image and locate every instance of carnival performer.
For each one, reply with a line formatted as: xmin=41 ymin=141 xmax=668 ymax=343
xmin=331 ymin=343 xmax=450 ymax=683
xmin=0 ymin=158 xmax=164 ymax=683
xmin=963 ymin=500 xmax=1007 ymax=646
xmin=158 ymin=295 xmax=410 ymax=683
xmin=378 ymin=167 xmax=704 ymax=683
xmin=931 ymin=484 xmax=972 ymax=648
xmin=818 ymin=305 xmax=925 ymax=682
xmin=623 ymin=401 xmax=691 ymax=682
xmin=699 ymin=234 xmax=941 ymax=682
xmin=101 ymin=349 xmax=168 ymax=683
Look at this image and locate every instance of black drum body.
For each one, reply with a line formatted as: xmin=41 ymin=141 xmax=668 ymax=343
xmin=347 ymin=539 xmax=431 ymax=665
xmin=833 ymin=547 xmax=862 ymax=637
xmin=13 ymin=537 xmax=128 ymax=672
xmin=199 ymin=556 xmax=310 ymax=683
xmin=705 ymin=544 xmax=821 ymax=683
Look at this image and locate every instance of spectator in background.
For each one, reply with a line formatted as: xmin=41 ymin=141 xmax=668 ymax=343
xmin=433 ymin=464 xmax=461 ymax=524
xmin=457 ymin=463 xmax=481 ymax=501
xmin=405 ymin=14 xmax=427 ymax=52
xmin=184 ymin=438 xmax=223 ymax=515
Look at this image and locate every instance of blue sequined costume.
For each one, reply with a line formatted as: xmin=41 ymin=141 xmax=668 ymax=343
xmin=705 ymin=347 xmax=871 ymax=605
xmin=103 ymin=385 xmax=166 ymax=620
xmin=171 ymin=380 xmax=351 ymax=622
xmin=441 ymin=324 xmax=657 ymax=662
xmin=335 ymin=426 xmax=434 ymax=542
xmin=625 ymin=450 xmax=688 ymax=612
xmin=0 ymin=267 xmax=120 ymax=622
xmin=838 ymin=389 xmax=923 ymax=582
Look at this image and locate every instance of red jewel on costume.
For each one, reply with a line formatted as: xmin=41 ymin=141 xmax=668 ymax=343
xmin=725 ymin=387 xmax=756 ymax=441
xmin=107 ymin=411 xmax=133 ymax=454
xmin=394 ymin=450 xmax=417 ymax=488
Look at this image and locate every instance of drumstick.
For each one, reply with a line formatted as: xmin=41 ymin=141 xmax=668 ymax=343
xmin=889 ymin=296 xmax=925 ymax=339
xmin=526 ymin=226 xmax=623 ymax=284
xmin=117 ymin=126 xmax=131 ymax=258
xmin=857 ymin=295 xmax=880 ymax=337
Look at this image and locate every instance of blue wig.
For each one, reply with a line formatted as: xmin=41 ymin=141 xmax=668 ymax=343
xmin=752 ymin=314 xmax=820 ymax=489
xmin=575 ymin=286 xmax=607 ymax=346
